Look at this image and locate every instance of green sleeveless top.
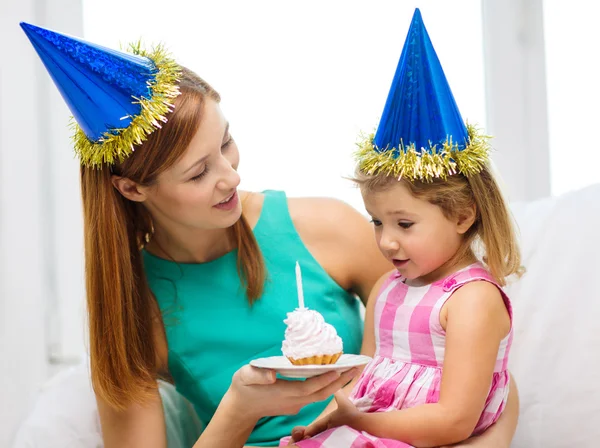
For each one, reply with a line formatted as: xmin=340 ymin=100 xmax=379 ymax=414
xmin=143 ymin=190 xmax=363 ymax=446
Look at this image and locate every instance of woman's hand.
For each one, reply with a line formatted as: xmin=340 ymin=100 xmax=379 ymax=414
xmin=194 ymin=365 xmax=358 ymax=448
xmin=226 ymin=365 xmax=359 ymax=421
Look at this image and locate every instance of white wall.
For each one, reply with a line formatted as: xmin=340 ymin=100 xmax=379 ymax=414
xmin=0 ymin=0 xmax=84 ymax=445
xmin=83 ymin=0 xmax=488 ymax=213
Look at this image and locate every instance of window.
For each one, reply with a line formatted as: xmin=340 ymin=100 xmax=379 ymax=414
xmin=544 ymin=0 xmax=600 ymax=195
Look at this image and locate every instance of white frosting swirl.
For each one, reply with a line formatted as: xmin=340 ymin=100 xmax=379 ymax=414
xmin=281 ymin=308 xmax=343 ymax=359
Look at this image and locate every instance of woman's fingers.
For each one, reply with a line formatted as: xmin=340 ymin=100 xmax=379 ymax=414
xmin=281 ymin=368 xmax=358 ymax=399
xmin=237 ymin=365 xmax=276 ymax=385
xmin=305 ymin=368 xmax=358 ymax=402
xmin=230 ymin=365 xmax=359 ymax=420
xmin=274 ymin=371 xmax=339 ymax=398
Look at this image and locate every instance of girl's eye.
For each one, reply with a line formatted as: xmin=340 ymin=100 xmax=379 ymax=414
xmin=190 ymin=167 xmax=209 ymax=182
xmin=399 ymin=222 xmax=413 ymax=229
xmin=370 ymin=219 xmax=382 ymax=227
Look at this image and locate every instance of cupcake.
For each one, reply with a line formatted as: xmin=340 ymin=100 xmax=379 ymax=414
xmin=281 ymin=307 xmax=343 ymax=365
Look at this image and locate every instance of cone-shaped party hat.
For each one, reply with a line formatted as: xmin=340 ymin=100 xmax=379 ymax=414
xmin=20 ymin=22 xmax=181 ymax=167
xmin=356 ymin=9 xmax=489 ymax=181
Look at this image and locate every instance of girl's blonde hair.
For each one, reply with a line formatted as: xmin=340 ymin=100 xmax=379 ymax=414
xmin=81 ymin=67 xmax=266 ymax=410
xmin=354 ymin=165 xmax=523 ymax=286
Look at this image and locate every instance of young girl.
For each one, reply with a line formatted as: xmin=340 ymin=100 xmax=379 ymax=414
xmin=285 ymin=8 xmax=522 ymax=448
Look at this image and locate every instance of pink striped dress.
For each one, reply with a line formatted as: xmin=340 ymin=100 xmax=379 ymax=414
xmin=285 ymin=263 xmax=513 ymax=448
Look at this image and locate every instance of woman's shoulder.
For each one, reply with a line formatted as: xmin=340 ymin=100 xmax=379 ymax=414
xmin=244 ymin=190 xmax=366 ymax=240
xmin=287 ymin=196 xmax=365 ymax=237
xmin=287 ymin=196 xmax=377 ymax=263
xmin=287 ymin=195 xmax=392 ymax=298
xmin=244 ymin=191 xmax=391 ymax=298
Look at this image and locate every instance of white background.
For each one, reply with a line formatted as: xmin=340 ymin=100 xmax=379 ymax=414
xmin=2 ymin=0 xmax=599 ymax=445
xmin=83 ymin=0 xmax=600 ymax=201
xmin=83 ymin=0 xmax=487 ymax=212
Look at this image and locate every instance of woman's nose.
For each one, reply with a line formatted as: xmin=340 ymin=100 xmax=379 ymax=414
xmin=216 ymin=159 xmax=241 ymax=191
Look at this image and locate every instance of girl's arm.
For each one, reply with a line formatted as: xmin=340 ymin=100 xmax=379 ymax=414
xmin=441 ymin=374 xmax=519 ymax=448
xmin=322 ymin=280 xmax=511 ymax=447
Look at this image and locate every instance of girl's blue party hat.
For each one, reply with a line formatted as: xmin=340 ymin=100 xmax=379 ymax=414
xmin=356 ymin=9 xmax=489 ymax=181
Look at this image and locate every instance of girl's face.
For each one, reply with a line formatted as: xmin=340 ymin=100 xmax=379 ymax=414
xmin=362 ymin=181 xmax=472 ymax=285
xmin=139 ymin=99 xmax=243 ymax=231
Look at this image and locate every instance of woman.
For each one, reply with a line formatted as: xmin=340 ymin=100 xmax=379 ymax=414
xmin=21 ymin=23 xmax=519 ymax=448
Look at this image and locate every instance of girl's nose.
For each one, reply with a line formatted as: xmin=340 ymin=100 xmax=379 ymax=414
xmin=379 ymin=231 xmax=400 ymax=253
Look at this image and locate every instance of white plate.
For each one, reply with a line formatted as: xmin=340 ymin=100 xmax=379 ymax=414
xmin=250 ymin=354 xmax=372 ymax=378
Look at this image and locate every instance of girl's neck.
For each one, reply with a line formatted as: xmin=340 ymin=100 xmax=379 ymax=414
xmin=405 ymin=252 xmax=478 ymax=287
xmin=146 ymin=224 xmax=234 ymax=264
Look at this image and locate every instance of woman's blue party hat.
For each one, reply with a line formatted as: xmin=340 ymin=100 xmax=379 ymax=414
xmin=356 ymin=9 xmax=489 ymax=181
xmin=20 ymin=22 xmax=181 ymax=167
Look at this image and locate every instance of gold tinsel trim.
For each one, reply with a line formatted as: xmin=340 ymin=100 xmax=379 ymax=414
xmin=71 ymin=42 xmax=181 ymax=168
xmin=355 ymin=123 xmax=491 ymax=181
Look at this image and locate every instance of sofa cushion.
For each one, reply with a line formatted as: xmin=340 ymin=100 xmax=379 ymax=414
xmin=507 ymin=184 xmax=600 ymax=447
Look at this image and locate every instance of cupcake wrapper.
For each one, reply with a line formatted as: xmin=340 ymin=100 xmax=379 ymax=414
xmin=287 ymin=352 xmax=342 ymax=366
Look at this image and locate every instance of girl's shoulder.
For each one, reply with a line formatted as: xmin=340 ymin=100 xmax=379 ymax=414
xmin=441 ymin=264 xmax=512 ymax=335
xmin=442 ymin=264 xmax=511 ymax=306
xmin=441 ymin=263 xmax=499 ymax=290
xmin=440 ymin=263 xmax=510 ymax=308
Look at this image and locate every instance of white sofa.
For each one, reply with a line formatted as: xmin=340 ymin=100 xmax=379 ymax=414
xmin=506 ymin=183 xmax=600 ymax=447
xmin=11 ymin=364 xmax=203 ymax=448
xmin=11 ymin=184 xmax=600 ymax=447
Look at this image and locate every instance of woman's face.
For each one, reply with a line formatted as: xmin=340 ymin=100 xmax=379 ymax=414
xmin=139 ymin=99 xmax=242 ymax=231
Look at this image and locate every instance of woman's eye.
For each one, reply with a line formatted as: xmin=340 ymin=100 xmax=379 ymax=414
xmin=222 ymin=136 xmax=234 ymax=150
xmin=398 ymin=222 xmax=413 ymax=229
xmin=190 ymin=167 xmax=209 ymax=182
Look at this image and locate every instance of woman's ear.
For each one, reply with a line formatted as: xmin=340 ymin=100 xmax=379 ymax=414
xmin=111 ymin=175 xmax=147 ymax=203
xmin=456 ymin=203 xmax=477 ymax=235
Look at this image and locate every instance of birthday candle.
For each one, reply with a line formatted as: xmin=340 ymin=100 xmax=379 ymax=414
xmin=295 ymin=261 xmax=305 ymax=309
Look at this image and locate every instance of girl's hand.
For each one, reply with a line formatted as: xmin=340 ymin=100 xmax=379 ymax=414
xmin=225 ymin=365 xmax=359 ymax=422
xmin=325 ymin=391 xmax=361 ymax=429
xmin=290 ymin=391 xmax=361 ymax=442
